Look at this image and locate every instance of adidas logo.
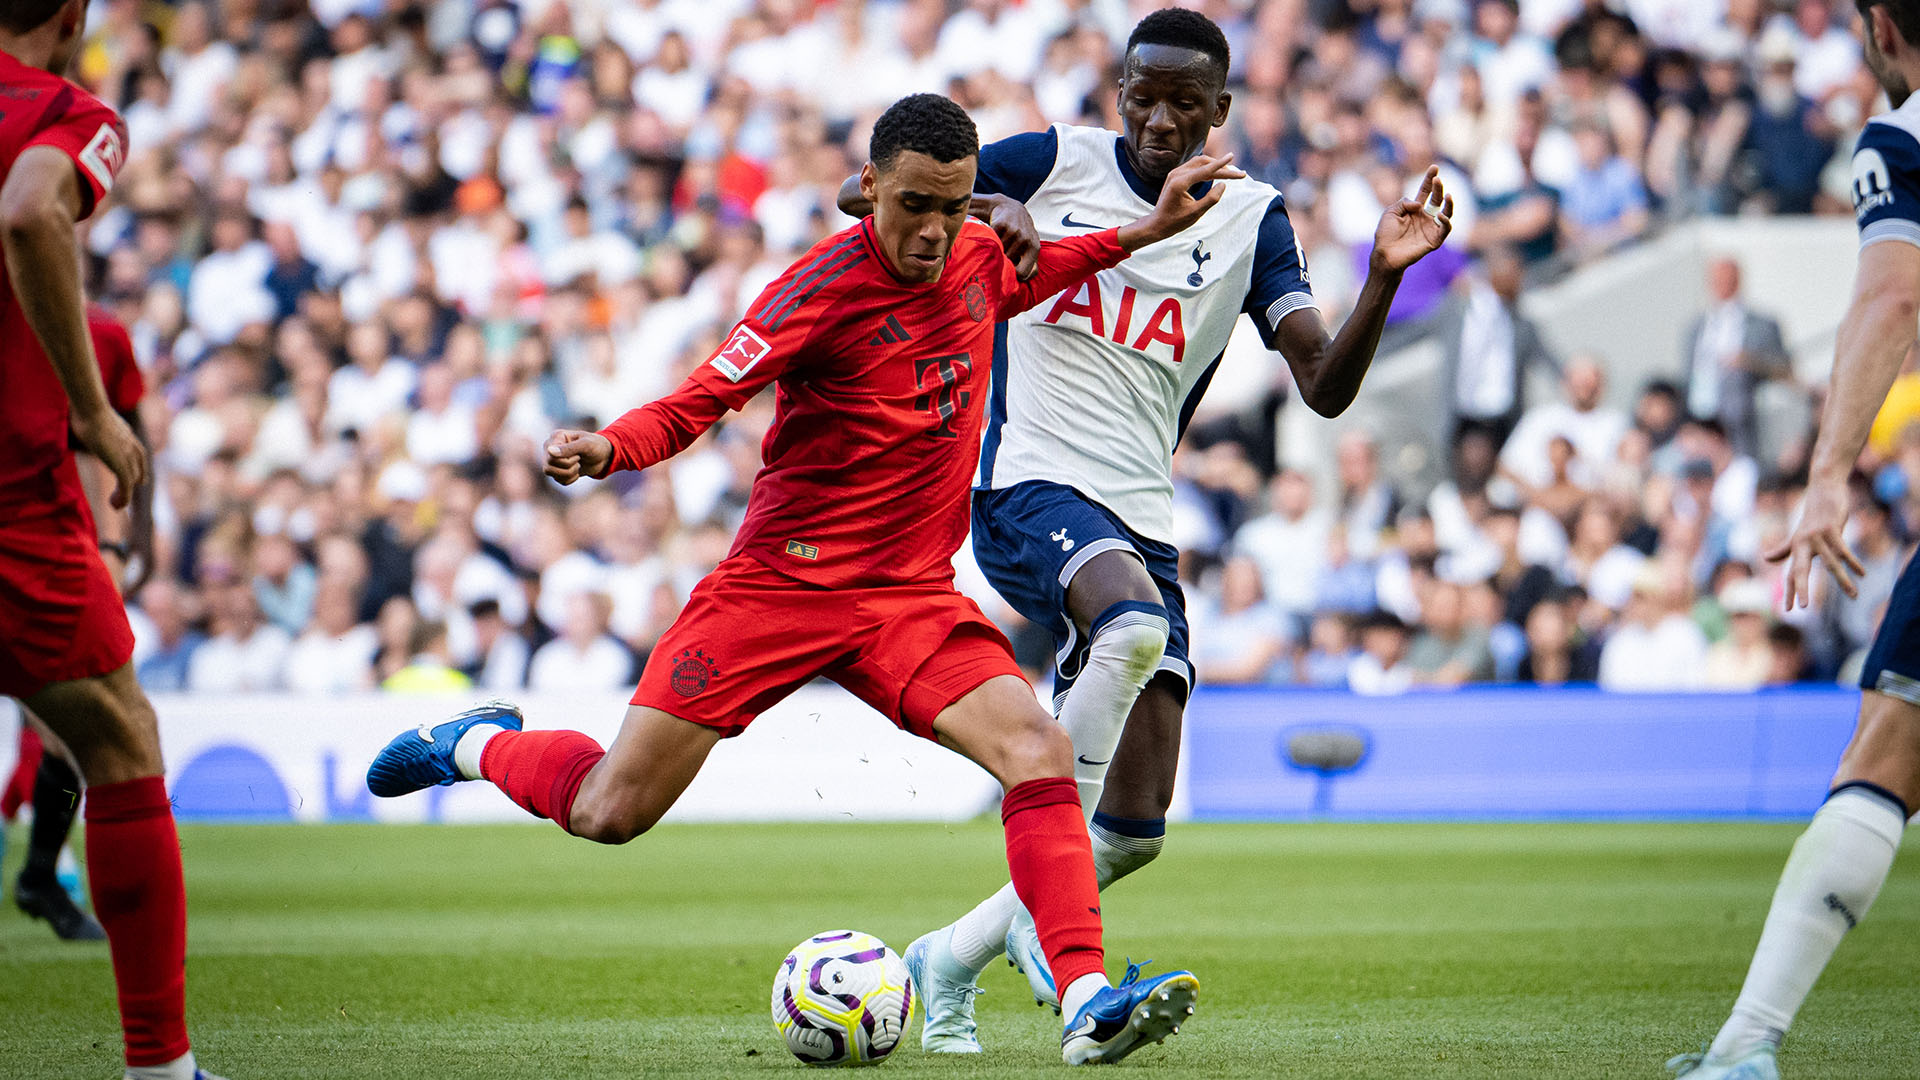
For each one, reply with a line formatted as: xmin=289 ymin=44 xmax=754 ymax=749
xmin=869 ymin=314 xmax=912 ymax=345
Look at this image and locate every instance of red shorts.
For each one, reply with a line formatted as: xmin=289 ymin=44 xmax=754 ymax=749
xmin=632 ymin=554 xmax=1026 ymax=739
xmin=0 ymin=466 xmax=134 ymax=699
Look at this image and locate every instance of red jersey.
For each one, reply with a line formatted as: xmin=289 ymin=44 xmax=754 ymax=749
xmin=88 ymin=305 xmax=143 ymax=415
xmin=601 ymin=217 xmax=1127 ymax=588
xmin=0 ymin=51 xmax=128 ymax=505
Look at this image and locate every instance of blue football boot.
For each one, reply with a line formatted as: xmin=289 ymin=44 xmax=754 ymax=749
xmin=365 ymin=701 xmax=523 ymax=798
xmin=1060 ymin=960 xmax=1199 ymax=1065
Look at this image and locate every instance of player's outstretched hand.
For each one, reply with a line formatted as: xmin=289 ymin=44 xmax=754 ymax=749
xmin=544 ymin=429 xmax=614 ymax=485
xmin=1764 ymin=479 xmax=1865 ymax=609
xmin=1373 ymin=165 xmax=1454 ymax=273
xmin=983 ymin=194 xmax=1041 ymax=280
xmin=70 ymin=408 xmax=146 ymax=510
xmin=1117 ymin=152 xmax=1245 ymax=251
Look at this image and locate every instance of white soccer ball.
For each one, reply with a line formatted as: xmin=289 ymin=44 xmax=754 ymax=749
xmin=770 ymin=930 xmax=915 ymax=1067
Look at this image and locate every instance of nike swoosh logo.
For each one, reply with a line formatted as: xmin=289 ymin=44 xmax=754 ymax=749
xmin=415 ymin=722 xmax=437 ymax=743
xmin=1060 ymin=213 xmax=1104 ymax=230
xmin=1077 ymin=755 xmax=1109 ymax=766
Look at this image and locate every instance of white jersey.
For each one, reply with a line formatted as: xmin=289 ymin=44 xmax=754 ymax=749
xmin=974 ymin=124 xmax=1315 ymax=542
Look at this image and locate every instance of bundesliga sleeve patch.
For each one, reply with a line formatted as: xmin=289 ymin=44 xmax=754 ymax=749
xmin=78 ymin=122 xmax=124 ymax=193
xmin=710 ymin=323 xmax=773 ymax=382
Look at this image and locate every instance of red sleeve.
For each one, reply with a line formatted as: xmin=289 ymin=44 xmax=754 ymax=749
xmin=597 ymin=375 xmax=732 ymax=474
xmin=596 ymin=230 xmax=857 ymax=473
xmin=24 ymin=89 xmax=126 ymax=221
xmin=995 ymin=227 xmax=1128 ymax=319
xmin=87 ymin=307 xmax=142 ymax=414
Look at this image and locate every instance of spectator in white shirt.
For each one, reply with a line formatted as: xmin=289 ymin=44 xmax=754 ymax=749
xmin=327 ymin=322 xmax=416 ymax=436
xmin=1191 ymin=557 xmax=1289 ymax=685
xmin=1233 ymin=469 xmax=1332 ymax=626
xmin=1349 ymin=611 xmax=1416 ymax=695
xmin=187 ymin=580 xmax=293 ymax=692
xmin=528 ymin=592 xmax=635 ymax=692
xmin=284 ymin=579 xmax=378 ymax=693
xmin=160 ymin=0 xmax=238 ymax=136
xmin=405 ymin=363 xmax=481 ymax=466
xmin=186 ymin=208 xmax=276 ymax=346
xmin=1598 ymin=563 xmax=1708 ymax=690
xmin=467 ymin=599 xmax=531 ymax=691
xmin=1500 ymin=356 xmax=1629 ymax=488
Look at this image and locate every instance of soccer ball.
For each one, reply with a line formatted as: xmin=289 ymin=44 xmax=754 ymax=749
xmin=771 ymin=930 xmax=915 ymax=1066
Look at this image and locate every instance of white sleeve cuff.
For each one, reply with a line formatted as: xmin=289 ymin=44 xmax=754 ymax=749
xmin=1265 ymin=292 xmax=1318 ymax=332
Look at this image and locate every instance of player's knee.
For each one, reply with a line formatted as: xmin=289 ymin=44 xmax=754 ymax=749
xmin=1088 ymin=603 xmax=1170 ymax=686
xmin=1003 ymin=710 xmax=1073 ymax=781
xmin=34 ymin=675 xmax=163 ymax=785
xmin=569 ymin=800 xmax=659 ymax=845
xmin=572 ymin=811 xmax=647 ymax=846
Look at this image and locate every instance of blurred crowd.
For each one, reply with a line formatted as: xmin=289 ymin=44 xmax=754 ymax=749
xmin=65 ymin=0 xmax=1913 ymax=694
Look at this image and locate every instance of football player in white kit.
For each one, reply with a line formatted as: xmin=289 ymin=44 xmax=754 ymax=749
xmin=1669 ymin=3 xmax=1920 ymax=1078
xmin=843 ymin=9 xmax=1453 ymax=1053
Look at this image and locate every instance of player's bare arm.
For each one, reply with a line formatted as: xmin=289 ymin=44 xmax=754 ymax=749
xmin=0 ymin=146 xmax=145 ymax=508
xmin=1766 ymin=238 xmax=1920 ymax=608
xmin=1272 ymin=165 xmax=1454 ymax=417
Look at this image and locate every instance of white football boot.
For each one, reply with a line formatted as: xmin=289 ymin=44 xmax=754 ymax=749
xmin=901 ymin=925 xmax=983 ymax=1053
xmin=1666 ymin=1045 xmax=1780 ymax=1080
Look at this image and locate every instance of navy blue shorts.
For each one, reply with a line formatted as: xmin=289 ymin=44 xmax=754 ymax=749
xmin=1861 ymin=548 xmax=1920 ymax=705
xmin=970 ymin=481 xmax=1192 ymax=710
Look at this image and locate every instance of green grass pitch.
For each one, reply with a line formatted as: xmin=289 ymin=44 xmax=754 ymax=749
xmin=2 ymin=821 xmax=1917 ymax=1079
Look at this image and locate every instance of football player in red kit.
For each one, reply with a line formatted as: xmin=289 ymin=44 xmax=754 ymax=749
xmin=0 ymin=0 xmax=224 ymax=1077
xmin=4 ymin=304 xmax=149 ymax=943
xmin=368 ymin=93 xmax=1238 ymax=1065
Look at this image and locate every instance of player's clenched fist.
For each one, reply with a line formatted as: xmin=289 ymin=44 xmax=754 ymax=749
xmin=543 ymin=429 xmax=613 ymax=485
xmin=1115 ymin=152 xmax=1246 ymax=252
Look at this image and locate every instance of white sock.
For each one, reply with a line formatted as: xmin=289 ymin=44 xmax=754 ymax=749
xmin=949 ymin=881 xmax=1022 ymax=972
xmin=1059 ymin=611 xmax=1169 ymax=821
xmin=1090 ymin=816 xmax=1164 ymax=888
xmin=124 ymin=1050 xmax=196 ymax=1080
xmin=1060 ymin=972 xmax=1108 ymax=1021
xmin=453 ymin=723 xmax=507 ymax=780
xmin=1709 ymin=786 xmax=1908 ymax=1059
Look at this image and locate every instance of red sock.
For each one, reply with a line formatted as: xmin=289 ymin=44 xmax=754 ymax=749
xmin=3 ymin=725 xmax=44 ymax=820
xmin=1002 ymin=777 xmax=1106 ymax=991
xmin=84 ymin=776 xmax=191 ymax=1067
xmin=479 ymin=729 xmax=605 ymax=833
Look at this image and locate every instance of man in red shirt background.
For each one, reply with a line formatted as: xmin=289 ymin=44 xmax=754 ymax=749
xmin=368 ymin=93 xmax=1236 ymax=1065
xmin=0 ymin=0 xmax=224 ymax=1077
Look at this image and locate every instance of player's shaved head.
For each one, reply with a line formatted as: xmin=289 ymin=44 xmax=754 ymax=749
xmin=1125 ymin=8 xmax=1230 ymax=89
xmin=1117 ymin=10 xmax=1232 ymax=187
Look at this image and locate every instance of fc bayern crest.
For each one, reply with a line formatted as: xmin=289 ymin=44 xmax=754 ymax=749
xmin=670 ymin=648 xmax=719 ymax=697
xmin=963 ymin=279 xmax=988 ymax=322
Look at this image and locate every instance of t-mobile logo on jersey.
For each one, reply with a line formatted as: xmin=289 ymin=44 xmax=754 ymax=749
xmin=912 ymin=352 xmax=972 ymax=439
xmin=1041 ymin=279 xmax=1186 ymax=365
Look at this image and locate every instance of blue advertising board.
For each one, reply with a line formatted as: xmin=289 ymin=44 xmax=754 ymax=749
xmin=1184 ymin=687 xmax=1861 ymax=820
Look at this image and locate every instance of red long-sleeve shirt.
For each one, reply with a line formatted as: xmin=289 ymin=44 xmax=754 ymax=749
xmin=600 ymin=217 xmax=1127 ymax=588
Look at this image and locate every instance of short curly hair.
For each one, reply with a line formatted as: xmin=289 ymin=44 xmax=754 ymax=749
xmin=869 ymin=94 xmax=979 ymax=173
xmin=1125 ymin=8 xmax=1231 ymax=86
xmin=0 ymin=0 xmax=68 ymax=33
